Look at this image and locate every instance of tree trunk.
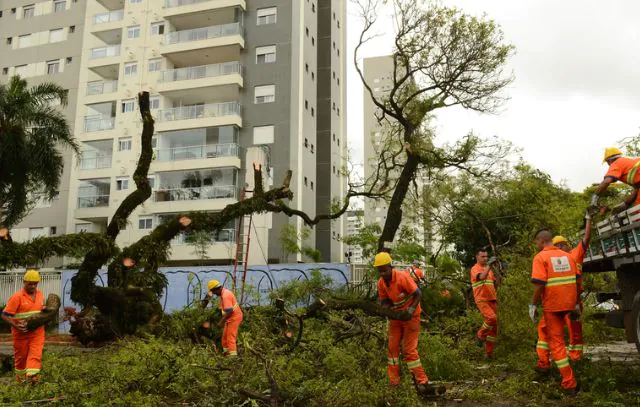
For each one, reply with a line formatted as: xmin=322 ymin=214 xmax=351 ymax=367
xmin=24 ymin=294 xmax=61 ymax=331
xmin=378 ymin=153 xmax=419 ymax=251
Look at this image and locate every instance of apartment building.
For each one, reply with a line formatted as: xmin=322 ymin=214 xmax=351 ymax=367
xmin=344 ymin=209 xmax=363 ymax=264
xmin=0 ymin=0 xmax=87 ymax=267
xmin=64 ymin=0 xmax=346 ymax=265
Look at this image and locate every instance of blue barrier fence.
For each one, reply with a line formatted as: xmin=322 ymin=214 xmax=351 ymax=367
xmin=59 ymin=263 xmax=352 ymax=332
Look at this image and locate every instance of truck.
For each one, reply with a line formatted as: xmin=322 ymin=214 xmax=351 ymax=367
xmin=582 ymin=206 xmax=640 ymax=353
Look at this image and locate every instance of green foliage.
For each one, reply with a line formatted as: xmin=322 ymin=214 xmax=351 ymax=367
xmin=0 ymin=75 xmax=79 ymax=227
xmin=185 ymin=230 xmax=213 ymax=265
xmin=279 ymin=224 xmax=321 ymax=262
xmin=270 ymin=270 xmax=333 ymax=308
xmin=341 ymin=222 xmax=426 ymax=264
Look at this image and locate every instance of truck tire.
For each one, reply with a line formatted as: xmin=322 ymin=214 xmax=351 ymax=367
xmin=633 ymin=290 xmax=640 ymax=353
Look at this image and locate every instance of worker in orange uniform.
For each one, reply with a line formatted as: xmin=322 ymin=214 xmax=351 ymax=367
xmin=530 ymin=229 xmax=580 ymax=394
xmin=204 ymin=280 xmax=243 ymax=357
xmin=470 ymin=249 xmax=500 ymax=358
xmin=406 ymin=260 xmax=425 ymax=285
xmin=590 ymin=147 xmax=640 ymax=213
xmin=1 ymin=269 xmax=45 ymax=383
xmin=375 ymin=252 xmax=444 ymax=396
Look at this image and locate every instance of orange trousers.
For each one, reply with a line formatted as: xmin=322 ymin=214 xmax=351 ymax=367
xmin=221 ymin=314 xmax=243 ymax=357
xmin=476 ymin=301 xmax=498 ymax=355
xmin=537 ymin=311 xmax=577 ymax=390
xmin=536 ymin=311 xmax=583 ymax=364
xmin=387 ymin=316 xmax=428 ymax=385
xmin=13 ymin=328 xmax=45 ymax=381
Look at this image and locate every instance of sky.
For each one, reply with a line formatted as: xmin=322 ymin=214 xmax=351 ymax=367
xmin=345 ymin=0 xmax=640 ymax=192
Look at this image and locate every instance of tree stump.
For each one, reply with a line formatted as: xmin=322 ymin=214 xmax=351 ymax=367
xmin=24 ymin=294 xmax=61 ymax=331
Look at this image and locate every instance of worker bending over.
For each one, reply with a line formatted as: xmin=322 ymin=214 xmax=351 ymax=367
xmin=203 ymin=280 xmax=243 ymax=357
xmin=590 ymin=147 xmax=640 ymax=213
xmin=375 ymin=252 xmax=444 ymax=395
xmin=470 ymin=250 xmax=500 ymax=358
xmin=1 ymin=269 xmax=45 ymax=383
xmin=530 ymin=229 xmax=580 ymax=394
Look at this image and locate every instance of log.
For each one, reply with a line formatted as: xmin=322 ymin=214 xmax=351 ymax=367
xmin=25 ymin=294 xmax=61 ymax=331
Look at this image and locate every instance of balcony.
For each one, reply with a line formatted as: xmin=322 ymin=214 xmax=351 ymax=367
xmin=80 ymin=154 xmax=112 ymax=170
xmin=88 ymin=45 xmax=121 ymax=69
xmin=155 ymin=185 xmax=237 ymax=202
xmin=93 ymin=9 xmax=124 ymax=24
xmin=155 ymin=102 xmax=241 ymax=132
xmin=157 ymin=62 xmax=242 ymax=97
xmin=86 ymin=80 xmax=118 ymax=96
xmin=161 ymin=22 xmax=243 ymax=57
xmin=171 ymin=229 xmax=236 ymax=245
xmin=77 ymin=195 xmax=110 ymax=208
xmin=84 ymin=115 xmax=115 ymax=133
xmin=160 ymin=61 xmax=240 ymax=83
xmin=156 ymin=143 xmax=239 ymax=161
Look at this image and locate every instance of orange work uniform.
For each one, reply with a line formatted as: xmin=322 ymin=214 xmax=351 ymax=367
xmin=219 ymin=288 xmax=243 ymax=357
xmin=536 ymin=241 xmax=586 ymax=365
xmin=2 ymin=288 xmax=45 ymax=381
xmin=604 ymin=156 xmax=640 ymax=187
xmin=531 ymin=246 xmax=579 ymax=390
xmin=378 ymin=270 xmax=428 ymax=386
xmin=470 ymin=263 xmax=498 ymax=356
xmin=406 ymin=266 xmax=425 ymax=284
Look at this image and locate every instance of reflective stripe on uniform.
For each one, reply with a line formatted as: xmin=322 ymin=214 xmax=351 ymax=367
xmin=570 ymin=344 xmax=583 ymax=351
xmin=221 ymin=303 xmax=239 ymax=316
xmin=485 ymin=335 xmax=497 ymax=343
xmin=536 ymin=340 xmax=548 ymax=350
xmin=13 ymin=310 xmax=41 ymax=319
xmin=627 ymin=160 xmax=640 ymax=185
xmin=481 ymin=321 xmax=491 ymax=329
xmin=554 ymin=357 xmax=570 ymax=368
xmin=546 ymin=276 xmax=576 ymax=287
xmin=392 ymin=295 xmax=413 ymax=309
xmin=25 ymin=368 xmax=40 ymax=376
xmin=406 ymin=359 xmax=422 ymax=369
xmin=388 ymin=357 xmax=400 ymax=366
xmin=472 ymin=280 xmax=494 ymax=289
xmin=15 ymin=368 xmax=26 ymax=374
xmin=227 ymin=351 xmax=238 ymax=357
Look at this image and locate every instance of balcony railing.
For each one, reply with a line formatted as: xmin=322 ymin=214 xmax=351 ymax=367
xmin=165 ymin=0 xmax=214 ymax=8
xmin=156 ymin=143 xmax=239 ymax=162
xmin=159 ymin=62 xmax=241 ymax=83
xmin=80 ymin=154 xmax=112 ymax=169
xmin=84 ymin=115 xmax=115 ymax=132
xmin=92 ymin=9 xmax=124 ymax=24
xmin=154 ymin=185 xmax=237 ymax=202
xmin=86 ymin=80 xmax=118 ymax=96
xmin=171 ymin=229 xmax=236 ymax=245
xmin=77 ymin=195 xmax=110 ymax=208
xmin=156 ymin=102 xmax=240 ymax=122
xmin=163 ymin=22 xmax=241 ymax=45
xmin=89 ymin=45 xmax=121 ymax=60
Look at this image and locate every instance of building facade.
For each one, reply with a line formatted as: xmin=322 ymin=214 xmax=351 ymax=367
xmin=344 ymin=209 xmax=363 ymax=264
xmin=7 ymin=0 xmax=350 ymax=265
xmin=0 ymin=0 xmax=88 ymax=267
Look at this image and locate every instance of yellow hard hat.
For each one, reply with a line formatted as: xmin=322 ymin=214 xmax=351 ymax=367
xmin=373 ymin=252 xmax=392 ymax=267
xmin=552 ymin=235 xmax=569 ymax=246
xmin=24 ymin=269 xmax=40 ymax=282
xmin=603 ymin=147 xmax=622 ymax=163
xmin=207 ymin=279 xmax=222 ymax=290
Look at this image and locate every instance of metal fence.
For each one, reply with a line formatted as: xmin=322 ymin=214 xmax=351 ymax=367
xmin=0 ymin=272 xmax=62 ymax=305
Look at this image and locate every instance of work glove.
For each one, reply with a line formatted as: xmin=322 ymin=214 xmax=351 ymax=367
xmin=612 ymin=202 xmax=628 ymax=215
xmin=528 ymin=304 xmax=537 ymax=323
xmin=588 ymin=194 xmax=599 ymax=212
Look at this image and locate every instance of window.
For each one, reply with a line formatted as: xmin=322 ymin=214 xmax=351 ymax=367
xmin=23 ymin=5 xmax=35 ymax=19
xmin=148 ymin=58 xmax=161 ymax=72
xmin=337 ymin=139 xmax=340 ymax=146
xmin=254 ymin=85 xmax=275 ymax=104
xmin=304 ymin=100 xmax=308 ymax=110
xmin=304 ymin=177 xmax=308 ymax=186
xmin=305 ymin=27 xmax=309 ymax=37
xmin=304 ymin=138 xmax=308 ymax=147
xmin=311 ymin=37 xmax=315 ymax=46
xmin=121 ymin=99 xmax=135 ymax=113
xmin=337 ymin=108 xmax=340 ymax=116
xmin=118 ymin=137 xmax=132 ymax=151
xmin=69 ymin=25 xmax=75 ymax=33
xmin=337 ymin=20 xmax=340 ymax=29
xmin=75 ymin=224 xmax=90 ymax=233
xmin=253 ymin=125 xmax=274 ymax=144
xmin=310 ymin=144 xmax=314 ymax=153
xmin=333 ymin=12 xmax=336 ymax=20
xmin=15 ymin=65 xmax=28 ymax=77
xmin=311 ymin=107 xmax=314 ymax=117
xmin=11 ymin=8 xmax=17 ymax=14
xmin=29 ymin=227 xmax=45 ymax=239
xmin=130 ymin=0 xmax=142 ymax=3
xmin=337 ymin=78 xmax=339 ymax=86
xmin=147 ymin=176 xmax=155 ymax=189
xmin=50 ymin=226 xmax=57 ymax=235
xmin=305 ymin=63 xmax=308 ymax=72
xmin=332 ymin=102 xmax=335 ymax=110
xmin=139 ymin=217 xmax=153 ymax=229
xmin=256 ymin=45 xmax=276 ymax=64
xmin=0 ymin=11 xmax=3 ymax=17
xmin=151 ymin=136 xmax=157 ymax=149
xmin=127 ymin=25 xmax=140 ymax=39
xmin=2 ymin=68 xmax=8 ymax=75
xmin=124 ymin=62 xmax=137 ymax=76
xmin=47 ymin=60 xmax=60 ymax=75
xmin=18 ymin=34 xmax=31 ymax=49
xmin=257 ymin=7 xmax=277 ymax=25
xmin=312 ymin=3 xmax=315 ymax=12
xmin=332 ymin=133 xmax=335 ymax=141
xmin=149 ymin=96 xmax=160 ymax=109
xmin=310 ymin=181 xmax=314 ymax=190
xmin=337 ymin=49 xmax=340 ymax=57
xmin=116 ymin=177 xmax=129 ymax=190
xmin=6 ymin=38 xmax=12 ymax=45
xmin=151 ymin=22 xmax=164 ymax=35
xmin=332 ymin=41 xmax=335 ymax=49
xmin=49 ymin=28 xmax=64 ymax=43
xmin=66 ymin=57 xmax=73 ymax=64
xmin=53 ymin=0 xmax=66 ymax=12
xmin=332 ymin=71 xmax=335 ymax=79
xmin=311 ymin=72 xmax=314 ymax=81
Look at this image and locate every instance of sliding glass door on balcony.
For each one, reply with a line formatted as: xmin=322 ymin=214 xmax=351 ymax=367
xmin=77 ymin=179 xmax=110 ymax=208
xmin=155 ymin=168 xmax=237 ymax=202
